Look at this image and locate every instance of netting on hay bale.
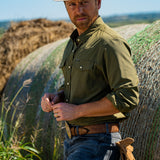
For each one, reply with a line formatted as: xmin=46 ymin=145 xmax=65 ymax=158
xmin=2 ymin=39 xmax=68 ymax=159
xmin=120 ymin=20 xmax=160 ymax=160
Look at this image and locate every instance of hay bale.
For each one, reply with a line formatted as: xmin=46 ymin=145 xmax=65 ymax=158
xmin=0 ymin=18 xmax=74 ymax=94
xmin=120 ymin=20 xmax=160 ymax=160
xmin=3 ymin=38 xmax=68 ymax=159
xmin=113 ymin=23 xmax=149 ymax=40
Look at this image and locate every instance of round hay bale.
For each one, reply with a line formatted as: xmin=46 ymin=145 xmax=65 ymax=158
xmin=3 ymin=38 xmax=68 ymax=159
xmin=0 ymin=19 xmax=74 ymax=95
xmin=120 ymin=20 xmax=160 ymax=160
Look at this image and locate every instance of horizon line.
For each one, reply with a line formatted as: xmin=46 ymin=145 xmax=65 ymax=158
xmin=0 ymin=10 xmax=160 ymax=22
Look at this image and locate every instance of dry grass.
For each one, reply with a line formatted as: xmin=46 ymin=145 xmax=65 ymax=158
xmin=0 ymin=19 xmax=74 ymax=94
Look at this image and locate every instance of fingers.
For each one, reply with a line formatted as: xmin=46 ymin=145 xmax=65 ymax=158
xmin=41 ymin=92 xmax=60 ymax=113
xmin=44 ymin=93 xmax=55 ymax=102
xmin=54 ymin=112 xmax=60 ymax=118
xmin=53 ymin=106 xmax=59 ymax=116
xmin=52 ymin=103 xmax=76 ymax=121
xmin=54 ymin=113 xmax=62 ymax=121
xmin=41 ymin=95 xmax=53 ymax=112
xmin=44 ymin=93 xmax=60 ymax=104
xmin=53 ymin=111 xmax=62 ymax=121
xmin=52 ymin=104 xmax=62 ymax=121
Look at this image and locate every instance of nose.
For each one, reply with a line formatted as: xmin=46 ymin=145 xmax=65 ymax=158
xmin=75 ymin=3 xmax=83 ymax=14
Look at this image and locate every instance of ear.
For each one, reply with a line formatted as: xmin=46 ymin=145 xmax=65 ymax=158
xmin=97 ymin=0 xmax=101 ymax=9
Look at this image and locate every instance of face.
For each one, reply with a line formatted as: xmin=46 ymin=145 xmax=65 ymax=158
xmin=65 ymin=0 xmax=101 ymax=35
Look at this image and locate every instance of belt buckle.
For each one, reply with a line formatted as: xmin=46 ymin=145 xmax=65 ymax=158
xmin=65 ymin=122 xmax=72 ymax=139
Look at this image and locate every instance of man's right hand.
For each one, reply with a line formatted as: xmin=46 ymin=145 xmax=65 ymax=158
xmin=41 ymin=91 xmax=65 ymax=112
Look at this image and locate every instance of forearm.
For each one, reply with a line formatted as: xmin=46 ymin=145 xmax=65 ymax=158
xmin=52 ymin=97 xmax=120 ymax=121
xmin=76 ymin=97 xmax=120 ymax=118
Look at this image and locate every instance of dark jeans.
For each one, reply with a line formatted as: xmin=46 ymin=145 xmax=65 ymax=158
xmin=64 ymin=124 xmax=121 ymax=160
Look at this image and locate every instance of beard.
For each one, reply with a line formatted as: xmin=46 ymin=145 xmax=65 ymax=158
xmin=71 ymin=14 xmax=92 ymax=30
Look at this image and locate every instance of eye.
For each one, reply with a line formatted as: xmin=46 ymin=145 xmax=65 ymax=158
xmin=67 ymin=2 xmax=76 ymax=7
xmin=83 ymin=1 xmax=89 ymax=4
xmin=80 ymin=1 xmax=89 ymax=6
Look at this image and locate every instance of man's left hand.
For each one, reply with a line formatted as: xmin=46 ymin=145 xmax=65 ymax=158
xmin=52 ymin=103 xmax=79 ymax=121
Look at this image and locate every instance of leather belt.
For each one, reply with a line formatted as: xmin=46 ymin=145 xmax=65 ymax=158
xmin=65 ymin=122 xmax=119 ymax=139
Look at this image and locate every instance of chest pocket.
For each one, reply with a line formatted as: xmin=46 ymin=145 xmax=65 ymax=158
xmin=73 ymin=61 xmax=94 ymax=71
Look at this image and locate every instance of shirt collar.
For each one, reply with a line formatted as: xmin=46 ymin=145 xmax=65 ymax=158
xmin=70 ymin=16 xmax=104 ymax=45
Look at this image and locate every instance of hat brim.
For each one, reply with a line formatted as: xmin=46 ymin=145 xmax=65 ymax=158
xmin=54 ymin=0 xmax=68 ymax=1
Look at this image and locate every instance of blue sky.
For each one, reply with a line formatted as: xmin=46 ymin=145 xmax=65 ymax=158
xmin=0 ymin=0 xmax=160 ymax=21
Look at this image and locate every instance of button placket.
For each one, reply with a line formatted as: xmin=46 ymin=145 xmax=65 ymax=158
xmin=65 ymin=41 xmax=80 ymax=104
xmin=66 ymin=43 xmax=77 ymax=103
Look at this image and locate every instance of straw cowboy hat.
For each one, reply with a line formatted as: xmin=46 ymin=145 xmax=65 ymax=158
xmin=54 ymin=0 xmax=69 ymax=1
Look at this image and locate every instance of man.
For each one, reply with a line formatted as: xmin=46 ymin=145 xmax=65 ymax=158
xmin=41 ymin=0 xmax=139 ymax=159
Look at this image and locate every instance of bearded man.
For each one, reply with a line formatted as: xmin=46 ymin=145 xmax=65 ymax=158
xmin=41 ymin=0 xmax=139 ymax=159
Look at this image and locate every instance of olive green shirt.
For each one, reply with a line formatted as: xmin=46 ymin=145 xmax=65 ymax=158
xmin=59 ymin=17 xmax=139 ymax=126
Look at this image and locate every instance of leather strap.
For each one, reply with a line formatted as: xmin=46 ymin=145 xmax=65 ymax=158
xmin=65 ymin=123 xmax=119 ymax=138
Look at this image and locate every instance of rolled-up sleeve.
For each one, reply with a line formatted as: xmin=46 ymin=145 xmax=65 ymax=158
xmin=104 ymin=39 xmax=139 ymax=112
